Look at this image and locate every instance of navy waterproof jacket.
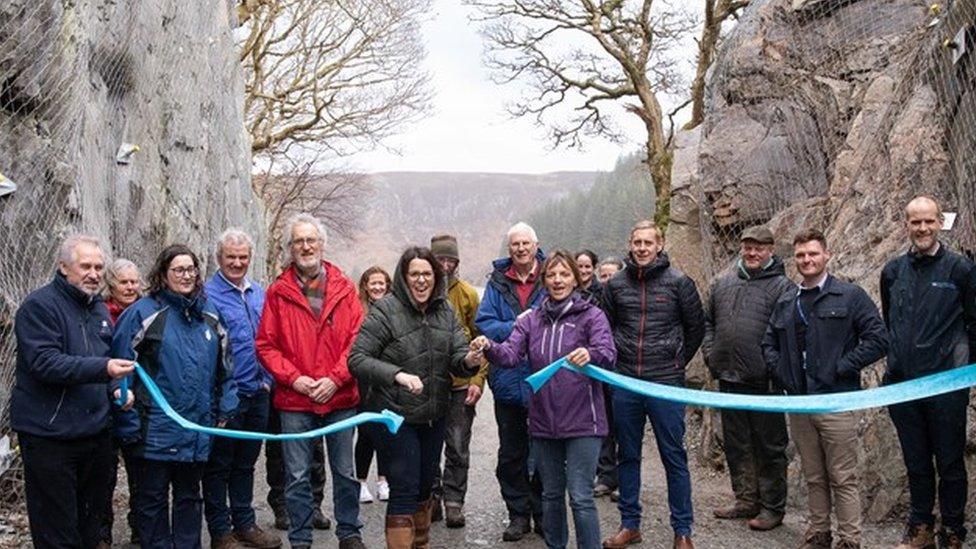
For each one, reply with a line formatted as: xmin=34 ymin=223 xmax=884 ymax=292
xmin=112 ymin=290 xmax=238 ymax=462
xmin=475 ymin=250 xmax=546 ymax=406
xmin=10 ymin=273 xmax=114 ymax=439
xmin=762 ymin=275 xmax=888 ymax=395
xmin=881 ymin=244 xmax=976 ymax=382
xmin=204 ymin=272 xmax=272 ymax=396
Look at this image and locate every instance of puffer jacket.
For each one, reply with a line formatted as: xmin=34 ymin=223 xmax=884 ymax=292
xmin=475 ymin=250 xmax=547 ymax=405
xmin=10 ymin=272 xmax=115 ymax=440
xmin=112 ymin=290 xmax=238 ymax=462
xmin=485 ymin=293 xmax=616 ymax=439
xmin=349 ymin=263 xmax=476 ymax=425
xmin=603 ymin=253 xmax=705 ymax=386
xmin=702 ymin=256 xmax=793 ymax=386
xmin=256 ymin=262 xmax=363 ymax=415
xmin=881 ymin=243 xmax=976 ymax=382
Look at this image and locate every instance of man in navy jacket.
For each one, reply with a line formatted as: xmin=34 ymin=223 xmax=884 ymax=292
xmin=10 ymin=234 xmax=134 ymax=548
xmin=202 ymin=229 xmax=281 ymax=549
xmin=475 ymin=222 xmax=546 ymax=542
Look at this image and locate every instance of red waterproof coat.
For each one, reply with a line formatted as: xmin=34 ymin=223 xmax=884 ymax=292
xmin=256 ymin=262 xmax=364 ymax=414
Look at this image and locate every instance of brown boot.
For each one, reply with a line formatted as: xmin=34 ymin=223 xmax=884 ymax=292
xmin=211 ymin=532 xmax=238 ymax=549
xmin=602 ymin=528 xmax=642 ymax=548
xmin=412 ymin=498 xmax=433 ymax=549
xmin=896 ymin=524 xmax=936 ymax=549
xmin=797 ymin=530 xmax=832 ymax=549
xmin=713 ymin=500 xmax=760 ymax=519
xmin=386 ymin=515 xmax=415 ymax=549
xmin=937 ymin=528 xmax=964 ymax=549
xmin=234 ymin=524 xmax=282 ymax=548
xmin=747 ymin=509 xmax=784 ymax=531
xmin=673 ymin=534 xmax=694 ymax=548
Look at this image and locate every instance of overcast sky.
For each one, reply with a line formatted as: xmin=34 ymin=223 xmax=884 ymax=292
xmin=350 ymin=1 xmax=695 ymax=174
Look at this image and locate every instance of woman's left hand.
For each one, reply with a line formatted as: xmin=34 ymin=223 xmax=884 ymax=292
xmin=566 ymin=347 xmax=590 ymax=367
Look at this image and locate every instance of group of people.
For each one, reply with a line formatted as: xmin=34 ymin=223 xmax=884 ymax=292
xmin=8 ymin=195 xmax=974 ymax=549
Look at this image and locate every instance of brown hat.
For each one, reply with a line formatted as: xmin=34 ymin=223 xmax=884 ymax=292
xmin=740 ymin=226 xmax=775 ymax=244
xmin=430 ymin=234 xmax=460 ymax=261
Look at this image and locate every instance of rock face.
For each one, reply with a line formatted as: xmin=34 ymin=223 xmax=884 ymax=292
xmin=0 ymin=1 xmax=264 ymax=425
xmin=667 ymin=0 xmax=976 ymax=522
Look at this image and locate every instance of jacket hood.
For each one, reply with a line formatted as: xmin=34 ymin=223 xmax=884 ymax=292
xmin=737 ymin=255 xmax=786 ymax=280
xmin=392 ymin=258 xmax=447 ymax=313
xmin=624 ymin=251 xmax=671 ymax=279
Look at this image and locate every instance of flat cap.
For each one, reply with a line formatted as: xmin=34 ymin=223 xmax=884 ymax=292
xmin=740 ymin=226 xmax=775 ymax=244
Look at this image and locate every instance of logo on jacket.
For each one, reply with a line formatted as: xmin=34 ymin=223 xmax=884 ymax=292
xmin=205 ymin=329 xmax=212 ymax=341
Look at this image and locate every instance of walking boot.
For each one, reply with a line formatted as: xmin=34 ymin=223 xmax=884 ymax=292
xmin=502 ymin=516 xmax=531 ymax=542
xmin=937 ymin=528 xmax=964 ymax=549
xmin=312 ymin=508 xmax=332 ymax=530
xmin=713 ymin=500 xmax=760 ymax=519
xmin=747 ymin=509 xmax=784 ymax=531
xmin=444 ymin=503 xmax=465 ymax=528
xmin=385 ymin=515 xmax=415 ymax=549
xmin=602 ymin=528 xmax=642 ymax=548
xmin=233 ymin=524 xmax=282 ymax=548
xmin=211 ymin=533 xmax=237 ymax=549
xmin=271 ymin=506 xmax=289 ymax=531
xmin=896 ymin=524 xmax=935 ymax=549
xmin=412 ymin=498 xmax=433 ymax=549
xmin=673 ymin=534 xmax=694 ymax=549
xmin=797 ymin=530 xmax=832 ymax=549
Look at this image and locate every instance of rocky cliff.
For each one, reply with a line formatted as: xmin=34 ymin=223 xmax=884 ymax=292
xmin=0 ymin=1 xmax=264 ymax=425
xmin=666 ymin=0 xmax=976 ymax=522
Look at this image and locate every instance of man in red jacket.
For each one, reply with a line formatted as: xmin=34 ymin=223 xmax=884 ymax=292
xmin=256 ymin=213 xmax=366 ymax=549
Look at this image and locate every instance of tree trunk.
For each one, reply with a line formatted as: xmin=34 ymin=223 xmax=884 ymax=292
xmin=689 ymin=0 xmax=722 ymax=129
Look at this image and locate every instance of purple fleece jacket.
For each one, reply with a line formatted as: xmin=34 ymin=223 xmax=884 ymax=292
xmin=485 ymin=293 xmax=616 ymax=439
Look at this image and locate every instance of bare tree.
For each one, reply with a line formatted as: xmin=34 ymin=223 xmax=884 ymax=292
xmin=238 ymin=0 xmax=432 ymax=155
xmin=469 ymin=0 xmax=696 ymax=227
xmin=687 ymin=0 xmax=749 ymax=129
xmin=255 ymin=153 xmax=374 ymax=275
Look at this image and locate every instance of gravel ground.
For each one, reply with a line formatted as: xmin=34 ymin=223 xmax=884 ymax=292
xmin=0 ymin=389 xmax=905 ymax=548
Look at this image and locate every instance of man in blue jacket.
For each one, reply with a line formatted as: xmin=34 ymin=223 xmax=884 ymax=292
xmin=202 ymin=229 xmax=281 ymax=549
xmin=475 ymin=222 xmax=545 ymax=542
xmin=881 ymin=197 xmax=975 ymax=549
xmin=10 ymin=234 xmax=134 ymax=548
xmin=762 ymin=229 xmax=887 ymax=549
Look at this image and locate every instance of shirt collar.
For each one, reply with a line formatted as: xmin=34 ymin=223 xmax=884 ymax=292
xmin=796 ymin=272 xmax=828 ymax=294
xmin=217 ymin=270 xmax=251 ymax=292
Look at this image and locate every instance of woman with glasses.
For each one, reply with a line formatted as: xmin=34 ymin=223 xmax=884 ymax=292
xmin=349 ymin=247 xmax=483 ymax=549
xmin=112 ymin=244 xmax=238 ymax=549
xmin=471 ymin=250 xmax=617 ymax=549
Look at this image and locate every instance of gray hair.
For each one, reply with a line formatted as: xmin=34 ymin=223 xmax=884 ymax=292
xmin=598 ymin=256 xmax=625 ymax=270
xmin=281 ymin=213 xmax=328 ymax=258
xmin=216 ymin=227 xmax=254 ymax=259
xmin=58 ymin=233 xmax=104 ymax=265
xmin=506 ymin=222 xmax=538 ymax=243
xmin=103 ymin=258 xmax=142 ymax=298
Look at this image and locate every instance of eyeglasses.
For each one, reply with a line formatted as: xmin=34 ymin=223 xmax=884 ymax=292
xmin=290 ymin=237 xmax=321 ymax=248
xmin=169 ymin=266 xmax=198 ymax=277
xmin=407 ymin=272 xmax=434 ymax=281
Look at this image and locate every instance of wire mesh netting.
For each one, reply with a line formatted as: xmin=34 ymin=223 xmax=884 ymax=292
xmin=696 ymin=0 xmax=976 ymax=279
xmin=0 ymin=0 xmax=264 ymax=500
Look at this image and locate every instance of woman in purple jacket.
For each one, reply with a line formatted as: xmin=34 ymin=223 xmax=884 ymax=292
xmin=472 ymin=250 xmax=616 ymax=549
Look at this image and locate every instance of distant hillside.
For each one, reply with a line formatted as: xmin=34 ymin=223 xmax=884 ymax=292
xmin=328 ymin=171 xmax=599 ymax=284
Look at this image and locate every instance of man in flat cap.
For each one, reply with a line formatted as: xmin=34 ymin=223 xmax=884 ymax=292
xmin=702 ymin=226 xmax=793 ymax=531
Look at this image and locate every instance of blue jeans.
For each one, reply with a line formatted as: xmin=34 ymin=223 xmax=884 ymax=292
xmin=366 ymin=419 xmax=446 ymax=516
xmin=203 ymin=390 xmax=270 ymax=536
xmin=280 ymin=409 xmax=362 ymax=545
xmin=133 ymin=458 xmax=205 ymax=549
xmin=613 ymin=389 xmax=693 ymax=536
xmin=535 ymin=437 xmax=602 ymax=549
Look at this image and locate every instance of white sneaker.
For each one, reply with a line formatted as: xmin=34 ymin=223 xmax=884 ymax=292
xmin=376 ymin=479 xmax=390 ymax=501
xmin=359 ymin=481 xmax=374 ymax=504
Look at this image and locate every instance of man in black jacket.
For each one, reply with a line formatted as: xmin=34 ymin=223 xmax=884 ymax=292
xmin=703 ymin=226 xmax=792 ymax=531
xmin=881 ymin=196 xmax=976 ymax=549
xmin=10 ymin=234 xmax=134 ymax=549
xmin=762 ymin=229 xmax=887 ymax=549
xmin=601 ymin=220 xmax=705 ymax=549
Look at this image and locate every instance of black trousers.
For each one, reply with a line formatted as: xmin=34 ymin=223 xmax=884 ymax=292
xmin=101 ymin=442 xmax=141 ymax=543
xmin=493 ymin=401 xmax=542 ymax=520
xmin=20 ymin=430 xmax=116 ymax=549
xmin=595 ymin=384 xmax=618 ymax=489
xmin=889 ymin=389 xmax=970 ymax=537
xmin=719 ymin=381 xmax=789 ymax=514
xmin=266 ymin=405 xmax=327 ymax=511
xmin=355 ymin=425 xmax=388 ymax=480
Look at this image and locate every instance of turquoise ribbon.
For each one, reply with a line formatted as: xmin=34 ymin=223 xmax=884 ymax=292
xmin=526 ymin=358 xmax=976 ymax=414
xmin=115 ymin=363 xmax=403 ymax=439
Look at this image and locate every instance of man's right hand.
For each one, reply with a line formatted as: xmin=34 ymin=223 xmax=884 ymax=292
xmin=106 ymin=359 xmax=135 ymax=379
xmin=394 ymin=372 xmax=424 ymax=395
xmin=292 ymin=375 xmax=317 ymax=396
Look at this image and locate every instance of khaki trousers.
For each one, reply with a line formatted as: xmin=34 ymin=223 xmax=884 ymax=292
xmin=789 ymin=411 xmax=860 ymax=543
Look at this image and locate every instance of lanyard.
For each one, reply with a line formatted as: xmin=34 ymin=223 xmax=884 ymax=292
xmin=795 ymin=298 xmax=810 ymax=326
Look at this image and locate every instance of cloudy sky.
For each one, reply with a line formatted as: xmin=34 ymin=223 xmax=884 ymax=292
xmin=350 ymin=1 xmax=695 ymax=174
